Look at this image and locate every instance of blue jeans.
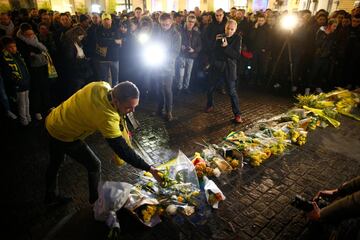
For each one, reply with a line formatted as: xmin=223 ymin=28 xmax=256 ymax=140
xmin=207 ymin=66 xmax=241 ymax=116
xmin=0 ymin=74 xmax=11 ymax=112
xmin=177 ymin=57 xmax=194 ymax=90
xmin=96 ymin=61 xmax=119 ymax=86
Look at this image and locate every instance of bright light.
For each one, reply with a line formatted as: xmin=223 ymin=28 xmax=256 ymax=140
xmin=280 ymin=14 xmax=299 ymax=30
xmin=91 ymin=4 xmax=101 ymax=13
xmin=138 ymin=33 xmax=150 ymax=44
xmin=142 ymin=43 xmax=166 ymax=67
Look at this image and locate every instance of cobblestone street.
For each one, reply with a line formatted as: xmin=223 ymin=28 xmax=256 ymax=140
xmin=2 ymin=86 xmax=360 ymax=240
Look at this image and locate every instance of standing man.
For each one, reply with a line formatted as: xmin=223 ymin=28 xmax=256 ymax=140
xmin=176 ymin=15 xmax=202 ymax=94
xmin=0 ymin=12 xmax=15 ymax=37
xmin=95 ymin=13 xmax=122 ymax=86
xmin=249 ymin=14 xmax=270 ymax=87
xmin=155 ymin=13 xmax=181 ymax=122
xmin=205 ymin=19 xmax=243 ymax=124
xmin=44 ymin=81 xmax=162 ymax=205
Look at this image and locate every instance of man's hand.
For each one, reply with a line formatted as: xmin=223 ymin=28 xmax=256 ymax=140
xmin=188 ymin=47 xmax=194 ymax=53
xmin=148 ymin=166 xmax=163 ymax=184
xmin=215 ymin=34 xmax=223 ymax=40
xmin=114 ymin=39 xmax=122 ymax=45
xmin=307 ymin=202 xmax=321 ymax=221
xmin=221 ymin=38 xmax=228 ymax=47
xmin=313 ymin=189 xmax=338 ymax=201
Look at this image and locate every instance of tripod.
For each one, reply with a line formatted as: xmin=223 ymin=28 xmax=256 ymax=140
xmin=267 ymin=34 xmax=294 ymax=89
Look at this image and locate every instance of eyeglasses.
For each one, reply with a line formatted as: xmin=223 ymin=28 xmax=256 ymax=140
xmin=215 ymin=14 xmax=223 ymax=17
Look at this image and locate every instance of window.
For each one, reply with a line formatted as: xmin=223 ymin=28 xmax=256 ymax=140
xmin=252 ymin=0 xmax=269 ymax=11
xmin=214 ymin=0 xmax=230 ymax=11
xmin=167 ymin=0 xmax=179 ymax=11
xmin=152 ymin=0 xmax=163 ymax=11
xmin=187 ymin=0 xmax=200 ymax=11
xmin=234 ymin=0 xmax=248 ymax=9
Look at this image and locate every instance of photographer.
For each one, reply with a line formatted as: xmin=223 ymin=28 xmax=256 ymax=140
xmin=307 ymin=175 xmax=360 ymax=222
xmin=205 ymin=19 xmax=243 ymax=123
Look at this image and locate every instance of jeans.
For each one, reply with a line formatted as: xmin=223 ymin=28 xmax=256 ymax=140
xmin=45 ymin=135 xmax=101 ymax=203
xmin=96 ymin=61 xmax=119 ymax=87
xmin=17 ymin=90 xmax=30 ymax=123
xmin=177 ymin=57 xmax=194 ymax=90
xmin=156 ymin=74 xmax=174 ymax=114
xmin=207 ymin=65 xmax=241 ymax=116
xmin=0 ymin=75 xmax=10 ymax=112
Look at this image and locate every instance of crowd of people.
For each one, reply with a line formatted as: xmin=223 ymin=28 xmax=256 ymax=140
xmin=0 ymin=6 xmax=360 ymax=125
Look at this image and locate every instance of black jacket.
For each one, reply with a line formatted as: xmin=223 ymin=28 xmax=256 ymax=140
xmin=95 ymin=25 xmax=121 ymax=61
xmin=179 ymin=27 xmax=202 ymax=59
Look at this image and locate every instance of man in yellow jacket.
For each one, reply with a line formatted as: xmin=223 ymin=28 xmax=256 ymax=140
xmin=45 ymin=81 xmax=161 ymax=205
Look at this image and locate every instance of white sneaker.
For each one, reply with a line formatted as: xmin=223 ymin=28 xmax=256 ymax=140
xmin=27 ymin=115 xmax=32 ymax=122
xmin=304 ymin=88 xmax=310 ymax=95
xmin=6 ymin=111 xmax=17 ymax=120
xmin=315 ymin=88 xmax=323 ymax=93
xmin=273 ymin=83 xmax=281 ymax=89
xmin=35 ymin=113 xmax=43 ymax=120
xmin=291 ymin=86 xmax=298 ymax=92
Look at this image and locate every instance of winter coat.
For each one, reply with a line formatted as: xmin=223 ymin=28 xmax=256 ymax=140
xmin=95 ymin=25 xmax=122 ymax=61
xmin=154 ymin=26 xmax=181 ymax=77
xmin=211 ymin=34 xmax=242 ymax=82
xmin=179 ymin=27 xmax=202 ymax=59
xmin=0 ymin=49 xmax=30 ymax=94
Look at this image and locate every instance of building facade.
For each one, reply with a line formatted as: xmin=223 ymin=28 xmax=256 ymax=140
xmin=0 ymin=0 xmax=358 ymax=14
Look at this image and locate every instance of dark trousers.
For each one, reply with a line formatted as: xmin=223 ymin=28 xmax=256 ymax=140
xmin=30 ymin=66 xmax=50 ymax=114
xmin=45 ymin=135 xmax=101 ymax=203
xmin=206 ymin=64 xmax=241 ymax=116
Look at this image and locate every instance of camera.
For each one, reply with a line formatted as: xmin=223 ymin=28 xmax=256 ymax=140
xmin=291 ymin=194 xmax=331 ymax=212
xmin=291 ymin=195 xmax=314 ymax=212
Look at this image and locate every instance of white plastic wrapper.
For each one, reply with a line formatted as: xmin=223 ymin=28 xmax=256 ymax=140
xmin=124 ymin=188 xmax=161 ymax=227
xmin=204 ymin=176 xmax=226 ymax=209
xmin=93 ymin=181 xmax=133 ymax=229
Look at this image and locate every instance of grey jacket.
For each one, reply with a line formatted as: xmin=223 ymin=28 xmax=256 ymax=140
xmin=156 ymin=26 xmax=181 ymax=77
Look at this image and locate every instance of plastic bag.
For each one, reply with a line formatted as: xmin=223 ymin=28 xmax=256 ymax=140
xmin=204 ymin=176 xmax=226 ymax=209
xmin=94 ymin=181 xmax=133 ymax=229
xmin=202 ymin=147 xmax=232 ymax=173
xmin=167 ymin=151 xmax=200 ymax=190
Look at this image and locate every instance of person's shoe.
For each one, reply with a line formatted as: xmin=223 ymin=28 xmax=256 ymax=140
xmin=19 ymin=118 xmax=29 ymax=126
xmin=304 ymin=88 xmax=311 ymax=95
xmin=45 ymin=193 xmax=73 ymax=206
xmin=175 ymin=89 xmax=182 ymax=96
xmin=184 ymin=88 xmax=191 ymax=94
xmin=291 ymin=86 xmax=298 ymax=93
xmin=35 ymin=113 xmax=43 ymax=120
xmin=234 ymin=115 xmax=244 ymax=123
xmin=315 ymin=88 xmax=323 ymax=93
xmin=6 ymin=111 xmax=17 ymax=120
xmin=152 ymin=109 xmax=164 ymax=117
xmin=205 ymin=106 xmax=214 ymax=113
xmin=220 ymin=88 xmax=226 ymax=95
xmin=166 ymin=112 xmax=173 ymax=122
